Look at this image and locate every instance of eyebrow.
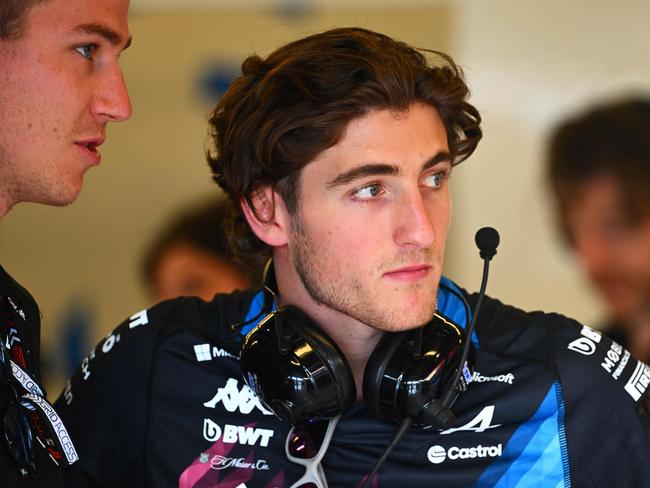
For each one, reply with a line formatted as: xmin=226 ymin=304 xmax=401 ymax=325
xmin=75 ymin=23 xmax=132 ymax=50
xmin=325 ymin=151 xmax=452 ymax=189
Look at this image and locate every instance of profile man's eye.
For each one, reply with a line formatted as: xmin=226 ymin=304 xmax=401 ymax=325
xmin=75 ymin=45 xmax=96 ymax=60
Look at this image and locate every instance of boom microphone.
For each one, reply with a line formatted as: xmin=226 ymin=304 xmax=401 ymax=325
xmin=434 ymin=226 xmax=500 ymax=421
xmin=475 ymin=226 xmax=500 ymax=260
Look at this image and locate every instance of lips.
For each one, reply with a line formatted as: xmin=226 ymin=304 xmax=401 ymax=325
xmin=383 ymin=264 xmax=432 ymax=282
xmin=75 ymin=136 xmax=105 ymax=165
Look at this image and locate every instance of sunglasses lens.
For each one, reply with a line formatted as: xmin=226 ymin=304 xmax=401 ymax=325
xmin=288 ymin=421 xmax=330 ymax=459
xmin=3 ymin=404 xmax=35 ymax=472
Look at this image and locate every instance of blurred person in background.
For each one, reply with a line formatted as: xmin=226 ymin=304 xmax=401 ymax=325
xmin=0 ymin=0 xmax=132 ymax=484
xmin=547 ymin=97 xmax=650 ymax=363
xmin=142 ymin=198 xmax=262 ymax=302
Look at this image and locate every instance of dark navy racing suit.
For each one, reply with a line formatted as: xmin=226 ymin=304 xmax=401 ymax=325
xmin=54 ymin=277 xmax=650 ymax=487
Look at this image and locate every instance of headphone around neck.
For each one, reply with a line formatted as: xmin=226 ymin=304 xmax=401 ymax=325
xmin=239 ymin=262 xmax=473 ymax=428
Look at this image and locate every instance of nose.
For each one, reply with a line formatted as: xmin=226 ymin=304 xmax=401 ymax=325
xmin=91 ymin=64 xmax=132 ymax=123
xmin=393 ymin=191 xmax=436 ymax=249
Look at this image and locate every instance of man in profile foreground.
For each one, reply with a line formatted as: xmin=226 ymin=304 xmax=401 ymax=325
xmin=0 ymin=0 xmax=132 ymax=484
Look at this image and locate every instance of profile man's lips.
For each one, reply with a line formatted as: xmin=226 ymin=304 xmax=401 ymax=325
xmin=75 ymin=136 xmax=105 ymax=165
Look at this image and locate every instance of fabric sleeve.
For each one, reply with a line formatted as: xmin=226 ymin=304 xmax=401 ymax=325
xmin=53 ymin=302 xmax=173 ymax=487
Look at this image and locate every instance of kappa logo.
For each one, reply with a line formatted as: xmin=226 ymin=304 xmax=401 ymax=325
xmin=428 ymin=443 xmax=503 ymax=464
xmin=567 ymin=325 xmax=602 ymax=356
xmin=194 ymin=344 xmax=237 ymax=362
xmin=203 ymin=419 xmax=274 ymax=447
xmin=204 ymin=378 xmax=273 ymax=415
xmin=440 ymin=405 xmax=501 ymax=435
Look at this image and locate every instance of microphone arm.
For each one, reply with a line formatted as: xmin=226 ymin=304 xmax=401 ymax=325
xmin=436 ymin=226 xmax=500 ymax=421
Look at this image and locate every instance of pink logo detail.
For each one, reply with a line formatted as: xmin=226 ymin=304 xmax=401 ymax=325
xmin=179 ymin=423 xmax=284 ymax=488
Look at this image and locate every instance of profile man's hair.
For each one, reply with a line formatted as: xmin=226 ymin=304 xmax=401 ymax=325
xmin=0 ymin=0 xmax=46 ymax=39
xmin=207 ymin=27 xmax=482 ymax=267
xmin=547 ymin=97 xmax=650 ymax=235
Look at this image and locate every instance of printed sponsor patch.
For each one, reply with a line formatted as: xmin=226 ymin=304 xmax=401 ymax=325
xmin=427 ymin=443 xmax=503 ymax=464
xmin=567 ymin=325 xmax=602 ymax=356
xmin=600 ymin=341 xmax=629 ymax=380
xmin=204 ymin=378 xmax=273 ymax=416
xmin=179 ymin=437 xmax=284 ymax=488
xmin=202 ymin=419 xmax=274 ymax=447
xmin=194 ymin=343 xmax=237 ymax=362
xmin=471 ymin=371 xmax=515 ymax=385
xmin=128 ymin=309 xmax=149 ymax=329
xmin=624 ymin=362 xmax=650 ymax=402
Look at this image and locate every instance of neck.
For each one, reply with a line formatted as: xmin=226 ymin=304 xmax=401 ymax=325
xmin=273 ymin=249 xmax=383 ymax=399
xmin=0 ymin=192 xmax=12 ymax=219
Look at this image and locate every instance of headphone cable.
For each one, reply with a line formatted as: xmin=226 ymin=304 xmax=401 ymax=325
xmin=362 ymin=417 xmax=413 ymax=488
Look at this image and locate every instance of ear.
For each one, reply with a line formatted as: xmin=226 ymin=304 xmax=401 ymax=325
xmin=241 ymin=186 xmax=290 ymax=247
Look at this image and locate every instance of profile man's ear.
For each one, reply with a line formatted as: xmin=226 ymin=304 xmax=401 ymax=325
xmin=241 ymin=186 xmax=289 ymax=247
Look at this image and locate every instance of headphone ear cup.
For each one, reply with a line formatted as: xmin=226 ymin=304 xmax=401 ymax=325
xmin=363 ymin=315 xmax=467 ymax=426
xmin=240 ymin=305 xmax=356 ymax=424
xmin=362 ymin=332 xmax=406 ymax=419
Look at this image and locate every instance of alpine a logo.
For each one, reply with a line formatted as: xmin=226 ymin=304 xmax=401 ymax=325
xmin=203 ymin=419 xmax=274 ymax=447
xmin=428 ymin=443 xmax=503 ymax=464
xmin=439 ymin=405 xmax=501 ymax=435
xmin=204 ymin=378 xmax=273 ymax=415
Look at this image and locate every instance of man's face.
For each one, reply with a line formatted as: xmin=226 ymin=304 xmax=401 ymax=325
xmin=564 ymin=175 xmax=650 ymax=322
xmin=0 ymin=0 xmax=132 ymax=211
xmin=285 ymin=103 xmax=452 ymax=332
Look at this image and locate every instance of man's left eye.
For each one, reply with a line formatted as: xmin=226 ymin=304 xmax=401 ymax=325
xmin=424 ymin=173 xmax=442 ymax=188
xmin=75 ymin=45 xmax=97 ymax=60
xmin=353 ymin=183 xmax=383 ymax=200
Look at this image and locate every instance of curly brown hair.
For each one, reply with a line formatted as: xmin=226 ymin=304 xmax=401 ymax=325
xmin=207 ymin=27 xmax=482 ymax=267
xmin=0 ymin=0 xmax=47 ymax=39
